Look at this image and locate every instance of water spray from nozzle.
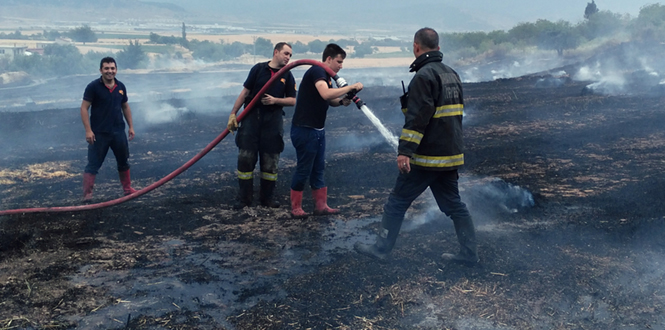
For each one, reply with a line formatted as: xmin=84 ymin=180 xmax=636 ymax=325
xmin=334 ymin=75 xmax=365 ymax=109
xmin=334 ymin=75 xmax=398 ymax=150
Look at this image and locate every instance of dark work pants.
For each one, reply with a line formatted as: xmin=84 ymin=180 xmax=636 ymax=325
xmin=237 ymin=149 xmax=279 ymax=180
xmin=290 ymin=125 xmax=326 ymax=191
xmin=84 ymin=130 xmax=130 ymax=174
xmin=235 ymin=109 xmax=284 ymax=180
xmin=382 ymin=168 xmax=477 ymax=257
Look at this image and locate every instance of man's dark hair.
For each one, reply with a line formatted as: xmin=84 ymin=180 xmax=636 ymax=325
xmin=414 ymin=27 xmax=439 ymax=50
xmin=100 ymin=57 xmax=117 ymax=70
xmin=274 ymin=42 xmax=292 ymax=53
xmin=322 ymin=43 xmax=346 ymax=62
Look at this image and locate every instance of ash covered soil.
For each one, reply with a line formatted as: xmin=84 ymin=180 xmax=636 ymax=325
xmin=2 ymin=72 xmax=665 ymax=329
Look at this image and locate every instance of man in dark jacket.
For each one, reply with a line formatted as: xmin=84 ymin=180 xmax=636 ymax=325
xmin=227 ymin=42 xmax=297 ymax=209
xmin=354 ymin=28 xmax=478 ymax=264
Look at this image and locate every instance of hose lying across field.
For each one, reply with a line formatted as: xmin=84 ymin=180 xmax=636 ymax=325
xmin=0 ymin=59 xmax=350 ymax=216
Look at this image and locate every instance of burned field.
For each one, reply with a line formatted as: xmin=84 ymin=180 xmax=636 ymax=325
xmin=2 ymin=70 xmax=665 ymax=330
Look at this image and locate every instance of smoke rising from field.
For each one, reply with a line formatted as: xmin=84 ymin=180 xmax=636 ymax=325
xmin=400 ymin=176 xmax=535 ymax=232
xmin=459 ymin=53 xmax=570 ymax=83
xmin=572 ymin=42 xmax=665 ymax=96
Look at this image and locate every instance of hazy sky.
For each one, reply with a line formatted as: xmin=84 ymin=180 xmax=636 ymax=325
xmin=152 ymin=0 xmax=661 ymax=32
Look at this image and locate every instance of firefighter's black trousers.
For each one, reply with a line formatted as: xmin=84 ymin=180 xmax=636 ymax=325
xmin=235 ymin=109 xmax=284 ymax=180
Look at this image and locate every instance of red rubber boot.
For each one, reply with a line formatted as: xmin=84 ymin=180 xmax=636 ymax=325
xmin=118 ymin=170 xmax=138 ymax=196
xmin=82 ymin=173 xmax=95 ymax=201
xmin=290 ymin=189 xmax=308 ymax=219
xmin=312 ymin=187 xmax=339 ymax=215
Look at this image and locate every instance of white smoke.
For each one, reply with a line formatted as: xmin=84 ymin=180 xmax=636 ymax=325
xmin=140 ymin=103 xmax=191 ymax=126
xmin=573 ymin=43 xmax=665 ymax=96
xmin=460 ymin=54 xmax=569 ymax=83
xmin=400 ymin=176 xmax=535 ymax=232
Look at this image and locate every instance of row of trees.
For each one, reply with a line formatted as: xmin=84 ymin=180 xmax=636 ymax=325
xmin=440 ymin=3 xmax=665 ymax=58
xmin=159 ymin=2 xmax=665 ymax=61
xmin=162 ymin=35 xmax=401 ymax=61
xmin=2 ymin=41 xmax=146 ymax=77
xmin=0 ymin=25 xmax=98 ymax=43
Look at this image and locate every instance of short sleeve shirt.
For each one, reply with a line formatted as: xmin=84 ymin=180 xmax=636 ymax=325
xmin=243 ymin=61 xmax=297 ymax=112
xmin=83 ymin=77 xmax=128 ymax=133
xmin=292 ymin=65 xmax=331 ymax=129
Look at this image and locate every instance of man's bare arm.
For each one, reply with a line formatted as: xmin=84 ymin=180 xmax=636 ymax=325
xmin=80 ymin=100 xmax=95 ymax=144
xmin=121 ymin=102 xmax=135 ymax=141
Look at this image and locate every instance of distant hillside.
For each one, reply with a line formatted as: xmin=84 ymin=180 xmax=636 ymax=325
xmin=0 ymin=0 xmax=189 ymax=22
xmin=1 ymin=0 xmax=183 ymax=10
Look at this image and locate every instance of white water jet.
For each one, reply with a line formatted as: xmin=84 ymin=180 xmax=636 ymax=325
xmin=359 ymin=104 xmax=398 ymax=151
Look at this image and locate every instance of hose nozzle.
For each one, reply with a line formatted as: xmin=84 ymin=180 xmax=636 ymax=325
xmin=348 ymin=94 xmax=365 ymax=109
xmin=334 ymin=75 xmax=364 ymax=109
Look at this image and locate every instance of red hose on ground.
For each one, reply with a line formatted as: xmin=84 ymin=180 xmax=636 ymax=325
xmin=0 ymin=59 xmax=338 ymax=216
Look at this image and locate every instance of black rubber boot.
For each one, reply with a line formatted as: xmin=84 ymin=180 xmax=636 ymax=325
xmin=442 ymin=213 xmax=479 ymax=265
xmin=259 ymin=178 xmax=280 ymax=208
xmin=233 ymin=178 xmax=253 ymax=209
xmin=354 ymin=229 xmax=398 ymax=261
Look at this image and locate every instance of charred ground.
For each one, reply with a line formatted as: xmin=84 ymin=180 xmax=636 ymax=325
xmin=1 ymin=70 xmax=665 ymax=329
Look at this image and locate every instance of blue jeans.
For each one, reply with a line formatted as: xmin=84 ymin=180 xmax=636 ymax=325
xmin=84 ymin=130 xmax=130 ymax=174
xmin=290 ymin=125 xmax=326 ymax=191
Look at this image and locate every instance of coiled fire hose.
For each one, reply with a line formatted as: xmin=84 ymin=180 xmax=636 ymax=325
xmin=0 ymin=59 xmax=363 ymax=216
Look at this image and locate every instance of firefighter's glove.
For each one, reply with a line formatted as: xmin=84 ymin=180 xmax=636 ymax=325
xmin=227 ymin=113 xmax=238 ymax=132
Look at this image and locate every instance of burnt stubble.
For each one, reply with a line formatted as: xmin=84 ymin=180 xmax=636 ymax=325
xmin=2 ymin=72 xmax=665 ymax=329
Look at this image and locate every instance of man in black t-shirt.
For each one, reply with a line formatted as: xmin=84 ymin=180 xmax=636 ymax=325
xmin=289 ymin=43 xmax=363 ymax=218
xmin=80 ymin=57 xmax=138 ymax=201
xmin=227 ymin=42 xmax=297 ymax=209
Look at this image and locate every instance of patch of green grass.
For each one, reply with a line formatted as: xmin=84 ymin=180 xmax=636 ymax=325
xmin=97 ymin=34 xmax=151 ymax=39
xmin=90 ymin=44 xmax=176 ymax=53
xmin=363 ymin=51 xmax=412 ymax=59
xmin=141 ymin=45 xmax=177 ymax=53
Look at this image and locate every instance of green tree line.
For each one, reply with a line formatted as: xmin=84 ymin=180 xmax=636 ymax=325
xmin=0 ymin=25 xmax=98 ymax=43
xmin=1 ymin=42 xmax=146 ymax=77
xmin=3 ymin=3 xmax=665 ymax=77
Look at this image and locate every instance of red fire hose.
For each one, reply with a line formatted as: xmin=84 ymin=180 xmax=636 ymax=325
xmin=0 ymin=59 xmax=347 ymax=216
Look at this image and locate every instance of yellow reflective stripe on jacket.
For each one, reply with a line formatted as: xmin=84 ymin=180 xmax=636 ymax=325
xmin=261 ymin=172 xmax=277 ymax=181
xmin=401 ymin=107 xmax=407 ymax=114
xmin=411 ymin=153 xmax=464 ymax=168
xmin=237 ymin=170 xmax=253 ymax=180
xmin=433 ymin=104 xmax=464 ymax=118
xmin=400 ymin=129 xmax=423 ymax=144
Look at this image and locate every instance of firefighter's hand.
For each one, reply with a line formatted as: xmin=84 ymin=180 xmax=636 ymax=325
xmin=262 ymin=95 xmax=276 ymax=105
xmin=227 ymin=113 xmax=238 ymax=132
xmin=397 ymin=155 xmax=411 ymax=174
xmin=341 ymin=98 xmax=352 ymax=106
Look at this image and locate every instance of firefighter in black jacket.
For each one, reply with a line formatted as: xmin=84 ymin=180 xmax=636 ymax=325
xmin=355 ymin=28 xmax=479 ymax=264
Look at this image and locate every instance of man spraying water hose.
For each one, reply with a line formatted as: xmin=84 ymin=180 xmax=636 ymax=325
xmin=289 ymin=43 xmax=363 ymax=218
